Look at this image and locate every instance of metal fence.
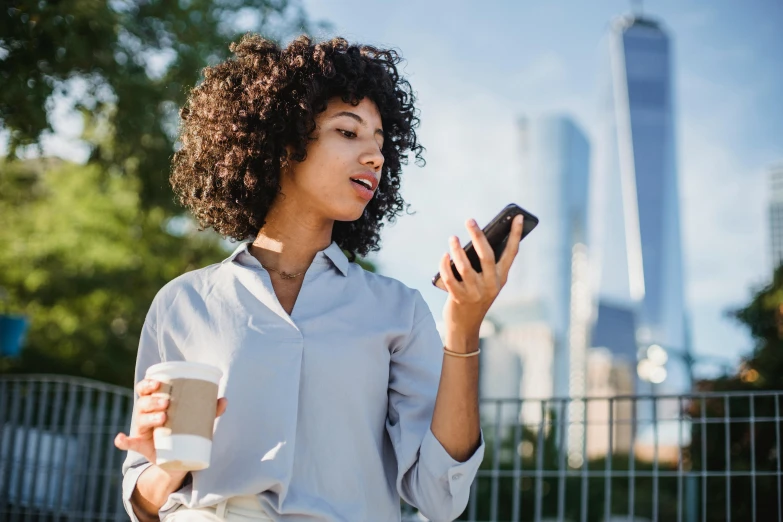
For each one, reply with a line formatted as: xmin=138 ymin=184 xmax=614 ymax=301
xmin=0 ymin=375 xmax=133 ymax=522
xmin=1 ymin=375 xmax=781 ymax=522
xmin=469 ymin=391 xmax=783 ymax=522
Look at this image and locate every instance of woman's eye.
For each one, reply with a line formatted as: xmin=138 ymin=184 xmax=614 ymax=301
xmin=338 ymin=129 xmax=357 ymax=138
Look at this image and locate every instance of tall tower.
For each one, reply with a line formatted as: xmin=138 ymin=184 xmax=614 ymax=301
xmin=768 ymin=164 xmax=783 ymax=270
xmin=508 ymin=115 xmax=591 ymax=401
xmin=594 ymin=15 xmax=688 ymax=391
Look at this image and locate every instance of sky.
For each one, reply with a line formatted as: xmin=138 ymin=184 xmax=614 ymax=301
xmin=20 ymin=1 xmax=783 ymax=374
xmin=301 ymin=0 xmax=783 ymax=371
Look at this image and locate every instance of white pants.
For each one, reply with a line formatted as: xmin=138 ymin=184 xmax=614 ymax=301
xmin=163 ymin=495 xmax=273 ymax=521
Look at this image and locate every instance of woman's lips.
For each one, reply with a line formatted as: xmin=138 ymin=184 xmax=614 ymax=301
xmin=350 ymin=179 xmax=375 ymax=200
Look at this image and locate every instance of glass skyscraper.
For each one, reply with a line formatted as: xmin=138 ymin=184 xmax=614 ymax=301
xmin=768 ymin=163 xmax=783 ymax=270
xmin=594 ymin=15 xmax=689 ymax=392
xmin=508 ymin=115 xmax=591 ymax=401
xmin=482 ymin=115 xmax=590 ymax=459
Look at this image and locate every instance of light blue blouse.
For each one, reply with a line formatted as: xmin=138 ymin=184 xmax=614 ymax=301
xmin=122 ymin=241 xmax=484 ymax=522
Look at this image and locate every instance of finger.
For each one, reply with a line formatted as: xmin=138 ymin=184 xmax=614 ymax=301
xmin=136 ymin=411 xmax=167 ymax=432
xmin=114 ymin=432 xmax=131 ymax=451
xmin=498 ymin=215 xmax=524 ymax=276
xmin=137 ymin=395 xmax=169 ymax=414
xmin=135 ymin=379 xmax=161 ymax=396
xmin=465 ymin=218 xmax=498 ymax=287
xmin=114 ymin=432 xmax=135 ymax=451
xmin=449 ymin=235 xmax=478 ymax=285
xmin=114 ymin=433 xmax=149 ymax=453
xmin=439 ymin=252 xmax=467 ymax=299
xmin=216 ymin=397 xmax=228 ymax=417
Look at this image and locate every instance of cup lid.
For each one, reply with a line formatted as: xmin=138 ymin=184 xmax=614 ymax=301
xmin=145 ymin=361 xmax=223 ymax=384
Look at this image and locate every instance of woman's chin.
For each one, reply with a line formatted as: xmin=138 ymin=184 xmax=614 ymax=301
xmin=331 ymin=202 xmax=369 ymax=222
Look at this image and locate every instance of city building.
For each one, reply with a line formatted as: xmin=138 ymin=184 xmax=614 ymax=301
xmin=768 ymin=163 xmax=783 ymax=270
xmin=480 ymin=299 xmax=554 ymax=430
xmin=478 ymin=115 xmax=591 ymax=461
xmin=593 ymin=14 xmax=690 ymax=395
xmin=584 ymin=347 xmax=635 ymax=461
xmin=502 ymin=115 xmax=592 ymax=402
xmin=480 ymin=13 xmax=691 ymax=466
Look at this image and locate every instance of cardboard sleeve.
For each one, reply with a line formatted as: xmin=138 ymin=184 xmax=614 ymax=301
xmin=156 ymin=379 xmax=219 ymax=439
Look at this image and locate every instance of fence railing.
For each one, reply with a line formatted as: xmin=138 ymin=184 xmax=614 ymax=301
xmin=2 ymin=375 xmax=781 ymax=522
xmin=470 ymin=391 xmax=783 ymax=522
xmin=0 ymin=375 xmax=133 ymax=522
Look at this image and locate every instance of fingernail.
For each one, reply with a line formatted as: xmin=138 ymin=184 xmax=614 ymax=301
xmin=515 ymin=215 xmax=523 ymax=224
xmin=469 ymin=219 xmax=477 ymax=227
xmin=158 ymin=398 xmax=169 ymax=407
xmin=155 ymin=413 xmax=164 ymax=421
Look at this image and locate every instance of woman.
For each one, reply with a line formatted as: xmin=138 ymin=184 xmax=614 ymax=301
xmin=115 ymin=34 xmax=524 ymax=522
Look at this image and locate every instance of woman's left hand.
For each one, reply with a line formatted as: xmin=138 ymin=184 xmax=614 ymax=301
xmin=438 ymin=215 xmax=524 ymax=340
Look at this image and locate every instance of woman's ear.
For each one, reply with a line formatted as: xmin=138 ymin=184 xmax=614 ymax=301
xmin=280 ymin=146 xmax=293 ymax=177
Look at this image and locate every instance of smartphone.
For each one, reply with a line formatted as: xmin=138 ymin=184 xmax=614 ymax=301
xmin=432 ymin=203 xmax=539 ymax=291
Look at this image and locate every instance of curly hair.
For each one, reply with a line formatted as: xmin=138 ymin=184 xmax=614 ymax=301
xmin=170 ymin=34 xmax=424 ymax=261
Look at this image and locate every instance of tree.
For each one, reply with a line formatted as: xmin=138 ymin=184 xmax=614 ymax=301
xmin=0 ymin=156 xmax=375 ymax=387
xmin=688 ymin=265 xmax=783 ymax=521
xmin=0 ymin=1 xmax=331 ymax=386
xmin=0 ymin=158 xmax=229 ymax=387
xmin=1 ymin=0 xmax=324 ymax=210
xmin=0 ymin=2 xmax=385 ymax=388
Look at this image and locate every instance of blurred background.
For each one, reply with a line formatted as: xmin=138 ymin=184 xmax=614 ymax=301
xmin=1 ymin=1 xmax=782 ymax=521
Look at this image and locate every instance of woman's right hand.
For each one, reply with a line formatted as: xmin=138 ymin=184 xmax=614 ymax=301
xmin=114 ymin=379 xmax=228 ymax=465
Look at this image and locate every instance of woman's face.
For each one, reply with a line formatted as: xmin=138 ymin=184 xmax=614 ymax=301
xmin=280 ymin=97 xmax=385 ymax=223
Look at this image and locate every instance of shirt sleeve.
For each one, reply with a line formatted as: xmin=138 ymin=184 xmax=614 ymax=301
xmin=386 ymin=291 xmax=485 ymax=522
xmin=121 ymin=303 xmax=168 ymax=522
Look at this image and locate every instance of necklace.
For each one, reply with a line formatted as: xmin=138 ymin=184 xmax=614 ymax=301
xmin=261 ymin=264 xmax=305 ymax=280
xmin=249 ymin=244 xmax=307 ymax=280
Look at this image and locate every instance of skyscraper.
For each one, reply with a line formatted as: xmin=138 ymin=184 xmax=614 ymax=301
xmin=593 ymin=15 xmax=689 ymax=392
xmin=768 ymin=163 xmax=783 ymax=270
xmin=498 ymin=115 xmax=591 ymax=401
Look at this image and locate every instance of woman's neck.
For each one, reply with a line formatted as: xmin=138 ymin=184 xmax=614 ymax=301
xmin=250 ymin=202 xmax=334 ymax=275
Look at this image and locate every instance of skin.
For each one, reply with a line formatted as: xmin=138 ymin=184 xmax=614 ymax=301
xmin=114 ymin=96 xmax=524 ymax=520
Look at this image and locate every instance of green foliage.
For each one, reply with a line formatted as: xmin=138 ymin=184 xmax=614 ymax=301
xmin=352 ymin=256 xmax=376 ymax=273
xmin=686 ymin=264 xmax=783 ymax=521
xmin=0 ymin=0 xmax=341 ymax=387
xmin=0 ymin=157 xmax=375 ymax=386
xmin=1 ymin=0 xmax=324 ymax=210
xmin=0 ymin=158 xmax=227 ymax=386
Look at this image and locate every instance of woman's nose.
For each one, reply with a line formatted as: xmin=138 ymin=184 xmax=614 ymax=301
xmin=360 ymin=143 xmax=384 ymax=170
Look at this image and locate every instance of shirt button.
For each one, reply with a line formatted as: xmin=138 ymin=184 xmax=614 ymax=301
xmin=452 ymin=473 xmax=463 ymax=480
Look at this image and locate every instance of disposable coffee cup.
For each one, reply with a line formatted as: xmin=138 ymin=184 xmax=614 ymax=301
xmin=144 ymin=361 xmax=223 ymax=471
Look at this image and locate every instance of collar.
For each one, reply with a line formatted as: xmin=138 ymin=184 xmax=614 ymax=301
xmin=321 ymin=241 xmax=349 ymax=276
xmin=223 ymin=241 xmax=251 ymax=266
xmin=223 ymin=241 xmax=349 ymax=277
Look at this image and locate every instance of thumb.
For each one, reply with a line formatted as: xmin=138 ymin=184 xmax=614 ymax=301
xmin=216 ymin=397 xmax=228 ymax=417
xmin=114 ymin=432 xmax=146 ymax=453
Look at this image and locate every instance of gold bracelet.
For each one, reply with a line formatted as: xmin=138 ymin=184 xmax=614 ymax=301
xmin=443 ymin=346 xmax=481 ymax=358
